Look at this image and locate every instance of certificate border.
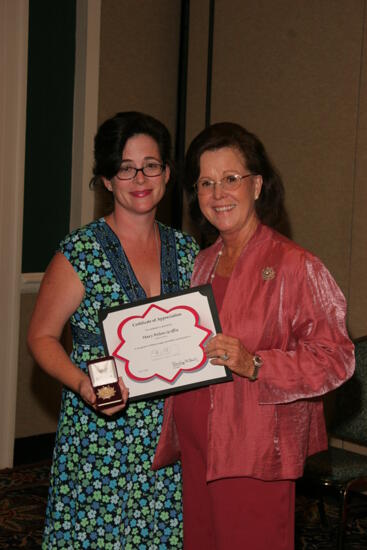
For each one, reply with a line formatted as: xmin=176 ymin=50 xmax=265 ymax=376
xmin=98 ymin=284 xmax=233 ymax=402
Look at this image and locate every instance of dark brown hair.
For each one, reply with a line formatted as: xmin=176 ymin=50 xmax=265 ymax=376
xmin=90 ymin=111 xmax=172 ymax=184
xmin=184 ymin=122 xmax=285 ymax=232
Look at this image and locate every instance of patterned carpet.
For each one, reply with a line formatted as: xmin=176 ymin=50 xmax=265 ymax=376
xmin=0 ymin=462 xmax=50 ymax=549
xmin=0 ymin=461 xmax=367 ymax=549
xmin=295 ymin=493 xmax=367 ymax=549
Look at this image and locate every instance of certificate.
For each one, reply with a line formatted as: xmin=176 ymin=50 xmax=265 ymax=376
xmin=99 ymin=284 xmax=232 ymax=401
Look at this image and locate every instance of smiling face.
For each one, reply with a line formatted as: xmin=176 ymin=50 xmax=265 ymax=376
xmin=103 ymin=133 xmax=170 ymax=216
xmin=197 ymin=147 xmax=263 ymax=239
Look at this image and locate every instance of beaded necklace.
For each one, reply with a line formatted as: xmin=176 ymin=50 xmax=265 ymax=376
xmin=208 ymin=245 xmax=224 ymax=284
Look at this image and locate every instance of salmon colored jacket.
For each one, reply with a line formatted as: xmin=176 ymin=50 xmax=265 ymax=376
xmin=152 ymin=224 xmax=355 ymax=481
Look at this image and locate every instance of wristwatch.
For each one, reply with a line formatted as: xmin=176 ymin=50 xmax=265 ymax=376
xmin=249 ymin=354 xmax=263 ymax=382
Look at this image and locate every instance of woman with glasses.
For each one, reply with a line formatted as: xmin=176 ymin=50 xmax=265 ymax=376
xmin=28 ymin=111 xmax=199 ymax=549
xmin=153 ymin=122 xmax=354 ymax=550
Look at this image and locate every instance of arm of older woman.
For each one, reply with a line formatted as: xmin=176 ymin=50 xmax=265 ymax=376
xmin=27 ymin=252 xmax=129 ymax=415
xmin=254 ymin=258 xmax=354 ymax=404
xmin=206 ymin=256 xmax=354 ymax=403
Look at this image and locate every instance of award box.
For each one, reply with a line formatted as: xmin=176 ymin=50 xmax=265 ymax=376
xmin=87 ymin=356 xmax=123 ymax=409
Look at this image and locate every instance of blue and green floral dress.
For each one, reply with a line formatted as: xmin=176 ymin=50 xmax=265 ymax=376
xmin=43 ymin=218 xmax=199 ymax=549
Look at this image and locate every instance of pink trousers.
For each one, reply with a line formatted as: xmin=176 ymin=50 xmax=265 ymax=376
xmin=173 ymin=386 xmax=295 ymax=550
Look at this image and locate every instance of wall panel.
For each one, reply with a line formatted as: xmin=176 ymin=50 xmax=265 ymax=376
xmin=185 ymin=0 xmax=211 ymax=146
xmin=14 ymin=1 xmax=102 ymax=448
xmin=98 ymin=0 xmax=181 ymax=131
xmin=97 ymin=0 xmax=182 ymax=223
xmin=349 ymin=4 xmax=367 ymax=337
xmin=211 ymin=1 xmax=363 ymax=292
xmin=16 ymin=294 xmax=61 ymax=438
xmin=184 ymin=0 xmax=366 ymax=336
xmin=0 ymin=0 xmax=28 ymax=468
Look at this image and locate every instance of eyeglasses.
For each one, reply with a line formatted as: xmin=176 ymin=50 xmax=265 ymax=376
xmin=116 ymin=161 xmax=165 ymax=181
xmin=194 ymin=173 xmax=254 ymax=195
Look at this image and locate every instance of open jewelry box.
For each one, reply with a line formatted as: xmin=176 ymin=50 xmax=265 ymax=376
xmin=87 ymin=356 xmax=123 ymax=409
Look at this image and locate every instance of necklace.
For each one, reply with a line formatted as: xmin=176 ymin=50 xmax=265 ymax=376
xmin=123 ymin=221 xmax=160 ymax=300
xmin=208 ymin=245 xmax=223 ymax=284
xmin=209 ymin=225 xmax=258 ymax=284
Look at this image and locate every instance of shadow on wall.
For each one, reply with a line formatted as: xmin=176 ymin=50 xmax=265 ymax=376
xmin=16 ymin=293 xmax=68 ymax=439
xmin=29 ymin=323 xmax=72 ymax=424
xmin=30 ymin=362 xmax=62 ymax=424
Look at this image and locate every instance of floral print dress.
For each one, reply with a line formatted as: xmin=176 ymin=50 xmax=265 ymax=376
xmin=42 ymin=218 xmax=199 ymax=549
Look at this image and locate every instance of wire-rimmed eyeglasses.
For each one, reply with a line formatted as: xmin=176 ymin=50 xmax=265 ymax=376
xmin=194 ymin=173 xmax=255 ymax=195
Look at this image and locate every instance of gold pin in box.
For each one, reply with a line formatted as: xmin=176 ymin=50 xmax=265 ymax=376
xmin=88 ymin=356 xmax=123 ymax=409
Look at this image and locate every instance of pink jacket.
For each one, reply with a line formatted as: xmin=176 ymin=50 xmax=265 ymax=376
xmin=152 ymin=224 xmax=355 ymax=481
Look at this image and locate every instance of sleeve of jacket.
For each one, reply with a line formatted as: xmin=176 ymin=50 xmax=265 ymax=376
xmin=257 ymin=255 xmax=355 ymax=404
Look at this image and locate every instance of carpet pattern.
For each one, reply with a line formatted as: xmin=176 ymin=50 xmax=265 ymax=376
xmin=0 ymin=462 xmax=50 ymax=549
xmin=0 ymin=462 xmax=367 ymax=549
xmin=295 ymin=493 xmax=367 ymax=549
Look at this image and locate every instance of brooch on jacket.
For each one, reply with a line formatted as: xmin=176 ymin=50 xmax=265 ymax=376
xmin=262 ymin=266 xmax=276 ymax=280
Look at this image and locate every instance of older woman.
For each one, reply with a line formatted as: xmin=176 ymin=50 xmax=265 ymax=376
xmin=28 ymin=111 xmax=199 ymax=548
xmin=153 ymin=122 xmax=354 ymax=550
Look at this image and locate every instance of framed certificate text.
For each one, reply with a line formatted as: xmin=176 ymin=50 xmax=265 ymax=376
xmin=99 ymin=285 xmax=232 ymax=401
